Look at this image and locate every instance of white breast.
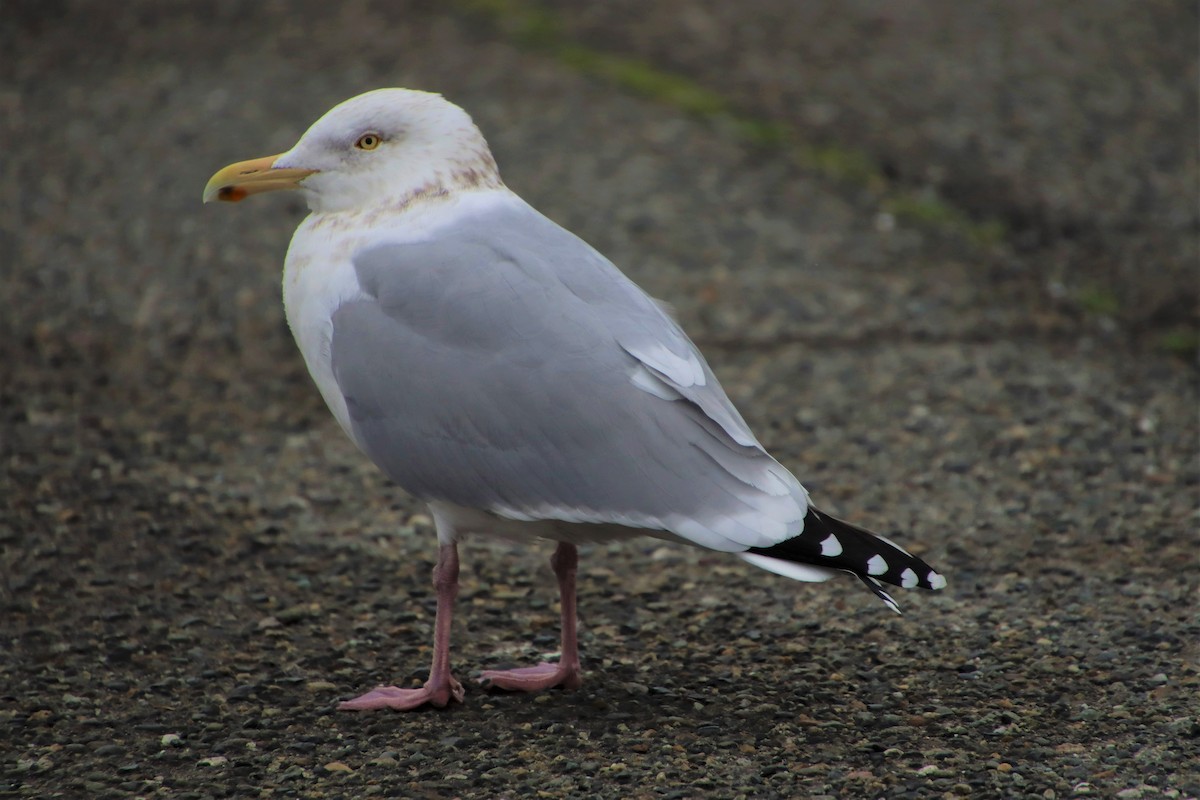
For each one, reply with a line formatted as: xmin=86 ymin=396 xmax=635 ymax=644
xmin=281 ymin=217 xmax=369 ymax=442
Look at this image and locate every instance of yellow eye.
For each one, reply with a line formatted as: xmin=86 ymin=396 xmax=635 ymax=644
xmin=355 ymin=132 xmax=382 ymax=150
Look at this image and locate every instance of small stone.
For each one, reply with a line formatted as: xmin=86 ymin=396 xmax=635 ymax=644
xmin=198 ymin=756 xmax=228 ymax=767
xmin=324 ymin=761 xmax=353 ymax=773
xmin=160 ymin=733 xmax=183 ymax=747
xmin=276 ymin=604 xmax=316 ymax=624
xmin=306 ymin=680 xmax=337 ymax=692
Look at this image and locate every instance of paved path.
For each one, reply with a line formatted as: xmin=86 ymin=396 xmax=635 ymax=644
xmin=3 ymin=2 xmax=1196 ymax=798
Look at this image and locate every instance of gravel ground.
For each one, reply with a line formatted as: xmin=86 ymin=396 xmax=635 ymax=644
xmin=3 ymin=2 xmax=1198 ymax=799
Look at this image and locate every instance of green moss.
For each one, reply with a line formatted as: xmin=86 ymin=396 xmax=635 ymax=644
xmin=796 ymin=143 xmax=881 ymax=187
xmin=885 ymin=193 xmax=961 ymax=225
xmin=453 ymin=0 xmax=1011 ymax=249
xmin=884 ymin=194 xmax=1007 ymax=246
xmin=1157 ymin=328 xmax=1199 ymax=358
xmin=965 ymin=218 xmax=1008 ymax=247
xmin=458 ymin=1 xmax=730 ymax=116
xmin=1077 ymin=286 xmax=1121 ymax=317
xmin=457 ymin=0 xmax=561 ymax=47
xmin=729 ymin=117 xmax=793 ymax=148
xmin=557 ymin=47 xmax=730 ymax=116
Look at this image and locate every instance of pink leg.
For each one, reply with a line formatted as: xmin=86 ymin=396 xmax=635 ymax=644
xmin=339 ymin=543 xmax=466 ymax=711
xmin=480 ymin=542 xmax=583 ymax=692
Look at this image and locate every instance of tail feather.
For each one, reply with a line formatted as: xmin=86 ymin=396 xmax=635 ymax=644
xmin=744 ymin=505 xmax=946 ymax=613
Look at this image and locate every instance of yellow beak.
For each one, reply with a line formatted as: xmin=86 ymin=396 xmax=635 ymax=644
xmin=202 ymin=154 xmax=317 ymax=203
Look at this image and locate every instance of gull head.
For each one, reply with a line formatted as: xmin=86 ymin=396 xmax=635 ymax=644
xmin=204 ymin=88 xmax=503 ymax=214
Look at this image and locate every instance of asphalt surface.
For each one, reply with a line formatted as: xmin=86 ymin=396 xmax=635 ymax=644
xmin=3 ymin=2 xmax=1198 ymax=799
xmin=545 ymin=0 xmax=1200 ymax=333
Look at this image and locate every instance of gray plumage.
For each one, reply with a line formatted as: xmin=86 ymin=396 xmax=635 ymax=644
xmin=331 ymin=200 xmax=807 ymax=553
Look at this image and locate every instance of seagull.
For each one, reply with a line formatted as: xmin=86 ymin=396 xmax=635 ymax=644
xmin=203 ymin=88 xmax=946 ymax=712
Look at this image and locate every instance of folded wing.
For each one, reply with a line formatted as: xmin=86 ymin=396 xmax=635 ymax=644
xmin=330 ymin=201 xmax=807 ymax=552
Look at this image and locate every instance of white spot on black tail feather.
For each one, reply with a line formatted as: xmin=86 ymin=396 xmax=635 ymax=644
xmin=745 ymin=506 xmax=946 ymax=611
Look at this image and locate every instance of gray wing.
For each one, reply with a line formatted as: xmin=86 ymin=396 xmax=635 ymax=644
xmin=330 ymin=201 xmax=808 ymax=552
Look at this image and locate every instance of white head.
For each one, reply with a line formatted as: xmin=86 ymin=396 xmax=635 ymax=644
xmin=204 ymin=89 xmax=504 ymax=214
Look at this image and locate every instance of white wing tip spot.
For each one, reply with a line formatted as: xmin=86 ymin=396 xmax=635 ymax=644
xmin=820 ymin=534 xmax=843 ymax=557
xmin=866 ymin=554 xmax=888 ymax=576
xmin=928 ymin=571 xmax=947 ymax=590
xmin=900 ymin=568 xmax=918 ymax=588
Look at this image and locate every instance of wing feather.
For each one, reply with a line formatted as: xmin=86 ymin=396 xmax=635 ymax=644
xmin=330 ymin=201 xmax=808 ymax=551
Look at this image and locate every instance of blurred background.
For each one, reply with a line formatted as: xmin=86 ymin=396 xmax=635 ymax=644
xmin=2 ymin=2 xmax=1197 ymax=798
